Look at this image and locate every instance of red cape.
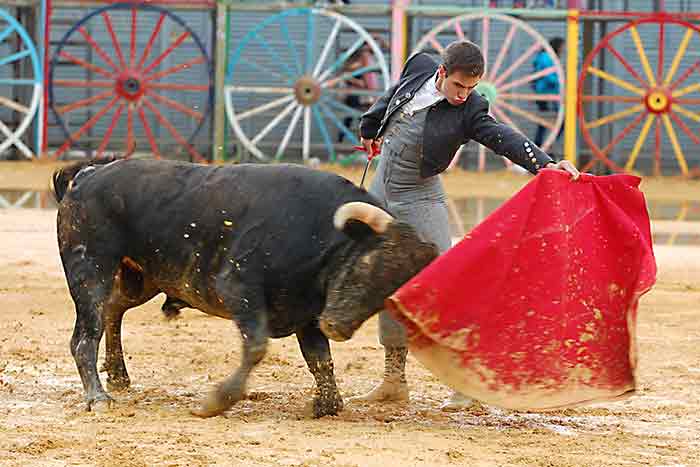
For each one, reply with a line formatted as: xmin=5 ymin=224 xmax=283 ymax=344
xmin=386 ymin=170 xmax=656 ymax=410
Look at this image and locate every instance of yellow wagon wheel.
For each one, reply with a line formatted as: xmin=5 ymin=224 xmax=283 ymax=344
xmin=578 ymin=15 xmax=700 ymax=176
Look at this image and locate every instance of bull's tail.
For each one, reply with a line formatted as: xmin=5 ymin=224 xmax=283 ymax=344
xmin=50 ymin=156 xmax=117 ymax=203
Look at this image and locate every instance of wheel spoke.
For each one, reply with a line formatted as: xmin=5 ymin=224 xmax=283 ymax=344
xmin=654 ymin=115 xmax=661 ymax=175
xmin=95 ymin=102 xmax=124 ymax=157
xmin=500 ymin=92 xmax=562 ymax=102
xmin=149 ymin=83 xmax=210 ymax=92
xmin=669 ymin=109 xmax=700 ymax=145
xmin=126 ymin=106 xmax=135 ymax=156
xmin=56 ymin=89 xmax=113 ymax=115
xmin=54 ymin=95 xmax=120 ymax=159
xmin=144 ymin=56 xmax=206 ymax=83
xmin=661 ymin=113 xmax=689 ymax=175
xmin=145 ymin=89 xmax=204 ymax=121
xmin=138 ymin=106 xmax=162 ymax=159
xmin=318 ymin=101 xmax=359 ymax=145
xmin=130 ymin=6 xmax=137 ymax=68
xmin=236 ymin=94 xmax=295 ymax=122
xmin=78 ymin=26 xmax=118 ymax=72
xmin=497 ymin=100 xmax=555 ymax=130
xmin=279 ymin=14 xmax=303 ymax=76
xmin=657 ymin=21 xmax=664 ymax=85
xmin=454 ymin=20 xmax=465 ymax=41
xmin=226 ymin=85 xmax=293 ymax=95
xmin=142 ymin=31 xmax=190 ymax=76
xmin=599 ymin=109 xmax=646 ymax=157
xmin=580 ymin=95 xmax=642 ymax=103
xmin=482 ymin=15 xmax=489 ymax=77
xmin=586 ymin=67 xmax=645 ymax=96
xmin=305 ymin=9 xmax=314 ymax=74
xmin=0 ymin=119 xmax=32 ymax=157
xmin=0 ymin=49 xmax=31 ymax=68
xmin=253 ymin=34 xmax=297 ymax=82
xmin=488 ymin=23 xmax=516 ymax=82
xmin=141 ymin=96 xmax=206 ymax=163
xmin=584 ymin=103 xmax=645 ymax=130
xmin=428 ymin=36 xmax=444 ymax=54
xmin=663 ymin=28 xmax=693 ymax=86
xmin=276 ymin=105 xmax=303 ymax=160
xmin=673 ymin=103 xmax=700 ymax=123
xmin=320 ymin=95 xmax=364 ymax=118
xmin=311 ymin=105 xmax=336 ymax=162
xmin=302 ymin=106 xmax=311 ymax=161
xmin=629 ymin=25 xmax=656 ymax=87
xmin=625 ymin=113 xmax=655 ymax=171
xmin=669 ymin=59 xmax=700 ymax=92
xmin=672 ymin=82 xmax=700 ymax=99
xmin=0 ymin=95 xmax=30 ymax=114
xmin=137 ymin=12 xmax=166 ymax=70
xmin=251 ymin=100 xmax=297 ymax=144
xmin=493 ymin=42 xmax=540 ymax=87
xmin=0 ymin=78 xmax=36 ymax=85
xmin=237 ymin=57 xmax=289 ymax=83
xmin=59 ymin=51 xmax=114 ymax=79
xmin=322 ymin=64 xmax=381 ymax=88
xmin=54 ymin=79 xmax=112 ymax=89
xmin=498 ymin=65 xmax=558 ymax=93
xmin=605 ymin=43 xmax=648 ymax=88
xmin=318 ymin=37 xmax=366 ymax=82
xmin=0 ymin=25 xmax=16 ymax=43
xmin=312 ymin=19 xmax=341 ymax=78
xmin=102 ymin=11 xmax=126 ymax=69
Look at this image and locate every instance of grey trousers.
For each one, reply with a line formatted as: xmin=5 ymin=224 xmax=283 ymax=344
xmin=368 ymin=108 xmax=452 ymax=347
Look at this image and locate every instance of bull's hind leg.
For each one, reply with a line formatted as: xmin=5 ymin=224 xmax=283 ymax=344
xmin=192 ymin=283 xmax=268 ymax=418
xmin=297 ymin=323 xmax=343 ymax=418
xmin=64 ymin=247 xmax=120 ymax=411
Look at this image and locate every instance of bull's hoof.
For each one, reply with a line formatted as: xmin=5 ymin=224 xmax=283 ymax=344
xmin=190 ymin=393 xmax=233 ymax=418
xmin=347 ymin=380 xmax=409 ymax=403
xmin=107 ymin=375 xmax=131 ymax=392
xmin=87 ymin=394 xmax=114 ymax=413
xmin=306 ymin=393 xmax=343 ymax=418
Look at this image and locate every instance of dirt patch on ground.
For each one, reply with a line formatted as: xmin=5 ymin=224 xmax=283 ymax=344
xmin=1 ymin=163 xmax=699 ymax=466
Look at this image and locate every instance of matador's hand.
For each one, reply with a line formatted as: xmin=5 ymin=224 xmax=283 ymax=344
xmin=545 ymin=159 xmax=580 ymax=180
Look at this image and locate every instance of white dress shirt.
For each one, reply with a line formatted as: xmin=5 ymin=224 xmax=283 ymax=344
xmin=402 ymin=71 xmax=444 ymax=115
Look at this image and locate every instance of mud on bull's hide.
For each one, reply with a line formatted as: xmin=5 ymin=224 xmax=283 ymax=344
xmin=51 ymin=158 xmax=438 ymax=418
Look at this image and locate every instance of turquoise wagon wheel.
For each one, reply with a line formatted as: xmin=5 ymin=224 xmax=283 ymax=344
xmin=48 ymin=3 xmax=213 ymax=162
xmin=0 ymin=8 xmax=42 ymax=159
xmin=225 ymin=8 xmax=390 ymax=164
xmin=414 ymin=12 xmax=565 ymax=171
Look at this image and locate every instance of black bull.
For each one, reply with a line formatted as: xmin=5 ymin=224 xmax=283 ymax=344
xmin=51 ymin=159 xmax=438 ymax=418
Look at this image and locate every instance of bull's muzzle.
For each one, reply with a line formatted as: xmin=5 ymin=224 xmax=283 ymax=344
xmin=319 ymin=318 xmax=352 ymax=342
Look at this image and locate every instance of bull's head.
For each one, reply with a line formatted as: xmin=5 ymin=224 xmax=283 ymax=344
xmin=319 ymin=202 xmax=439 ymax=342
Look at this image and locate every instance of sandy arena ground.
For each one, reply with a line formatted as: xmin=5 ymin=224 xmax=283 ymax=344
xmin=1 ymin=162 xmax=699 ymax=466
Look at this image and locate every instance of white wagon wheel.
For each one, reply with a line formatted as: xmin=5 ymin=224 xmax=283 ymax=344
xmin=0 ymin=8 xmax=41 ymax=159
xmin=225 ymin=7 xmax=390 ymax=163
xmin=414 ymin=12 xmax=565 ymax=171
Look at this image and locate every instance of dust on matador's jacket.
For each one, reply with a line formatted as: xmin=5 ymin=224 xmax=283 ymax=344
xmin=359 ymin=52 xmax=554 ymax=178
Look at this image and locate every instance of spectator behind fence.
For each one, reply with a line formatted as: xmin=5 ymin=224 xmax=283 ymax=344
xmin=338 ymin=43 xmax=380 ymax=143
xmin=533 ymin=36 xmax=564 ymax=148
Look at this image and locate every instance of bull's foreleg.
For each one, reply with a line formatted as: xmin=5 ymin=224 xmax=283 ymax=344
xmin=192 ymin=284 xmax=268 ymax=418
xmin=297 ymin=323 xmax=343 ymax=418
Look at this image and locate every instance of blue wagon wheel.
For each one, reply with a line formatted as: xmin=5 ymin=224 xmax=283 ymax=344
xmin=225 ymin=8 xmax=390 ymax=163
xmin=414 ymin=12 xmax=565 ymax=171
xmin=0 ymin=8 xmax=42 ymax=159
xmin=48 ymin=3 xmax=213 ymax=161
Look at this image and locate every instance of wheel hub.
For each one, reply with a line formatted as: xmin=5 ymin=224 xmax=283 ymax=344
xmin=645 ymin=88 xmax=670 ymax=113
xmin=116 ymin=71 xmax=145 ymax=101
xmin=294 ymin=75 xmax=321 ymax=106
xmin=475 ymin=81 xmax=498 ymax=104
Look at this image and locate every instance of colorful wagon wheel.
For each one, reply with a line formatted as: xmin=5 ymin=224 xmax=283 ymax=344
xmin=0 ymin=8 xmax=42 ymax=159
xmin=578 ymin=16 xmax=700 ymax=176
xmin=48 ymin=3 xmax=213 ymax=162
xmin=414 ymin=12 xmax=565 ymax=171
xmin=225 ymin=7 xmax=390 ymax=163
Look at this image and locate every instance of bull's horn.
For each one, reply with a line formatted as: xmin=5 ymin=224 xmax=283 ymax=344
xmin=334 ymin=202 xmax=394 ymax=234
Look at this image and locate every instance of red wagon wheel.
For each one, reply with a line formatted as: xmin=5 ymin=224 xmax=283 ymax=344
xmin=578 ymin=15 xmax=700 ymax=176
xmin=48 ymin=3 xmax=213 ymax=162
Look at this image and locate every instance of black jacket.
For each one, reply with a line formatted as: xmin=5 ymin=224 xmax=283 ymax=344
xmin=359 ymin=53 xmax=554 ymax=178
